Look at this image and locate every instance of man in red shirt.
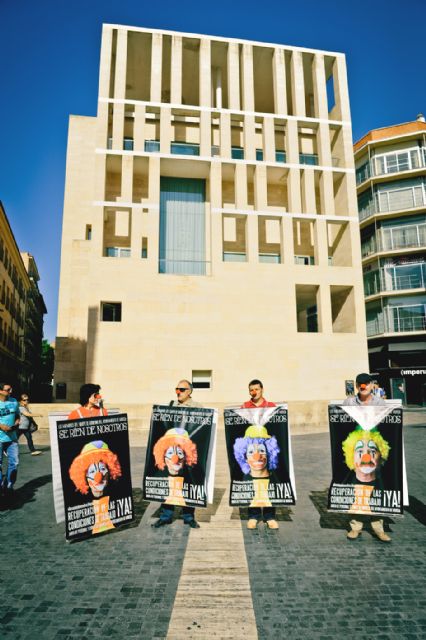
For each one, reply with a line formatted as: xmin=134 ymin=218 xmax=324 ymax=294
xmin=241 ymin=379 xmax=279 ymax=530
xmin=68 ymin=384 xmax=108 ymax=420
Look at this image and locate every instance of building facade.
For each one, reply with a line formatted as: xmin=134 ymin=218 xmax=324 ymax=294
xmin=55 ymin=24 xmax=368 ymax=405
xmin=0 ymin=202 xmax=46 ymax=392
xmin=354 ymin=117 xmax=426 ymax=405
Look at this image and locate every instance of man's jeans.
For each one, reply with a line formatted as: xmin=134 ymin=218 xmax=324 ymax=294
xmin=0 ymin=441 xmax=19 ymax=489
xmin=248 ymin=506 xmax=276 ymax=522
xmin=159 ymin=504 xmax=196 ymax=523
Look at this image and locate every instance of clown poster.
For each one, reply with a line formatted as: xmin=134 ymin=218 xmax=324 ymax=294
xmin=328 ymin=404 xmax=405 ymax=516
xmin=224 ymin=405 xmax=296 ymax=507
xmin=143 ymin=405 xmax=217 ymax=507
xmin=57 ymin=413 xmax=134 ymax=541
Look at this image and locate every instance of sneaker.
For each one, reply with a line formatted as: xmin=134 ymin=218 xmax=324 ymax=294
xmin=247 ymin=519 xmax=258 ymax=529
xmin=347 ymin=528 xmax=362 ymax=540
xmin=31 ymin=451 xmax=42 ymax=456
xmin=266 ymin=519 xmax=279 ymax=530
xmin=185 ymin=519 xmax=200 ymax=529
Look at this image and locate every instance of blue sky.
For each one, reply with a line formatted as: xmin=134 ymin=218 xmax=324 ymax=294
xmin=0 ymin=0 xmax=425 ymax=341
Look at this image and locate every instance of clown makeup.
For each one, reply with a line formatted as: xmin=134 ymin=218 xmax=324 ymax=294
xmin=354 ymin=439 xmax=380 ymax=481
xmin=165 ymin=445 xmax=185 ymax=476
xmin=246 ymin=442 xmax=269 ymax=477
xmin=86 ymin=461 xmax=109 ymax=497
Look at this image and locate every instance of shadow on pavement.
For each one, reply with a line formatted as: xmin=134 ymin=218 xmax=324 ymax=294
xmin=406 ymin=495 xmax=426 ymax=526
xmin=309 ymin=488 xmax=395 ymax=531
xmin=1 ymin=474 xmax=52 ymax=512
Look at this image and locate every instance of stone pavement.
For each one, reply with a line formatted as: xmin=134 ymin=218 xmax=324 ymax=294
xmin=0 ymin=411 xmax=425 ymax=639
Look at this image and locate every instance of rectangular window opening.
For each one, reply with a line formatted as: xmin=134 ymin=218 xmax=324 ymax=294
xmin=101 ymin=302 xmax=122 ymax=322
xmin=296 ymin=284 xmax=320 ymax=332
xmin=192 ymin=370 xmax=212 ymax=389
xmin=330 ymin=286 xmax=355 ymax=333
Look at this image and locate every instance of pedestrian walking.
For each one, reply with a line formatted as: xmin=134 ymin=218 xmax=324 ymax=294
xmin=18 ymin=394 xmax=42 ymax=456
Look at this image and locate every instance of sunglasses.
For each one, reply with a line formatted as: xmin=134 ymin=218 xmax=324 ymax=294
xmin=3 ymin=387 xmax=12 ymax=393
xmin=175 ymin=387 xmax=190 ymax=392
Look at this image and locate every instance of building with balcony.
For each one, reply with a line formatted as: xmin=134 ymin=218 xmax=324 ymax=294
xmin=0 ymin=202 xmax=46 ymax=392
xmin=354 ymin=116 xmax=426 ymax=405
xmin=55 ymin=24 xmax=368 ymax=408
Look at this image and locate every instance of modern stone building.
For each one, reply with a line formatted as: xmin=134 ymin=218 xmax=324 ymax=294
xmin=55 ymin=24 xmax=368 ymax=407
xmin=354 ymin=116 xmax=426 ymax=405
xmin=0 ymin=201 xmax=46 ymax=392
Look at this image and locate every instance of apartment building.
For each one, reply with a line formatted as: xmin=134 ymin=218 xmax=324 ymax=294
xmin=55 ymin=24 xmax=368 ymax=406
xmin=355 ymin=116 xmax=426 ymax=405
xmin=0 ymin=202 xmax=46 ymax=392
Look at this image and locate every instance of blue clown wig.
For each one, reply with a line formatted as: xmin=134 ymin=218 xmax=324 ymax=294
xmin=233 ymin=425 xmax=280 ymax=474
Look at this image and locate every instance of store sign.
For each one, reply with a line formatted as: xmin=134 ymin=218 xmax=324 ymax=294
xmin=400 ymin=368 xmax=426 ymax=376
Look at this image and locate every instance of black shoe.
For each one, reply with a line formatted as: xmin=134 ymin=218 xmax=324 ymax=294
xmin=151 ymin=519 xmax=172 ymax=528
xmin=185 ymin=519 xmax=200 ymax=529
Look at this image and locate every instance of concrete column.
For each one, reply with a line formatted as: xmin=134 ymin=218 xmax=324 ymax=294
xmin=227 ymin=43 xmax=240 ymax=111
xmin=319 ymin=171 xmax=335 ymax=216
xmin=333 ymin=56 xmax=351 ymax=121
xmin=210 ymin=163 xmax=222 ymax=264
xmin=113 ymin=29 xmax=127 ymax=100
xmin=317 ymin=122 xmax=332 ymax=167
xmin=290 ymin=50 xmax=305 ymax=118
xmin=281 ymin=216 xmax=294 ymax=265
xmin=171 ymin=36 xmax=182 ymax=104
xmin=254 ymin=165 xmax=267 ymax=211
xmin=112 ymin=103 xmax=125 ymax=150
xmin=93 ymin=154 xmax=107 ymax=202
xmin=273 ymin=48 xmax=287 ymax=114
xmin=263 ymin=117 xmax=276 ymax=162
xmin=215 ymin=67 xmax=223 ymax=109
xmin=286 ymin=119 xmax=299 ymax=164
xmin=313 ymin=54 xmax=328 ymax=120
xmin=95 ymin=102 xmax=109 ymax=148
xmin=147 ymin=156 xmax=160 ymax=271
xmin=287 ymin=168 xmax=302 ymax=213
xmin=200 ymin=111 xmax=211 ymax=157
xmin=98 ymin=25 xmax=113 ymax=99
xmin=339 ymin=125 xmax=356 ymax=169
xmin=131 ymin=206 xmax=143 ymax=258
xmin=315 ymin=218 xmax=329 ymax=267
xmin=150 ymin=33 xmax=163 ymax=103
xmin=345 ymin=172 xmax=358 ymax=214
xmin=220 ymin=112 xmax=231 ymax=158
xmin=247 ymin=214 xmax=258 ymax=263
xmin=241 ymin=44 xmax=254 ymax=112
xmin=120 ymin=155 xmax=133 ymax=202
xmin=134 ymin=104 xmax=146 ymax=152
xmin=301 ymin=168 xmax=316 ymax=214
xmin=235 ymin=164 xmax=247 ymax=209
xmin=244 ymin=115 xmax=256 ymax=161
xmin=160 ymin=107 xmax=171 ymax=154
xmin=199 ymin=39 xmax=211 ymax=107
xmin=318 ymin=284 xmax=332 ymax=334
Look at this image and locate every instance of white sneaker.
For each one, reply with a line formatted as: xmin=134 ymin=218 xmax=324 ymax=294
xmin=31 ymin=450 xmax=42 ymax=456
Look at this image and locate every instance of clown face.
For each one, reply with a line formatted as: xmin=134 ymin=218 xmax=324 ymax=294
xmin=165 ymin=445 xmax=185 ymax=476
xmin=354 ymin=438 xmax=381 ymax=482
xmin=86 ymin=461 xmax=109 ymax=497
xmin=246 ymin=442 xmax=269 ymax=478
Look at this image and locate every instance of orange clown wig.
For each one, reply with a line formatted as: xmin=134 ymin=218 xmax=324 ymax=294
xmin=69 ymin=440 xmax=122 ymax=494
xmin=153 ymin=428 xmax=198 ymax=470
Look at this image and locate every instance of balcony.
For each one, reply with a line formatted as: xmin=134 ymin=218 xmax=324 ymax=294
xmin=367 ymin=304 xmax=426 ymax=336
xmin=144 ymin=140 xmax=160 ymax=152
xmin=171 ymin=142 xmax=200 ymax=156
xmin=356 ymin=147 xmax=426 ymax=185
xmin=299 ymin=153 xmax=319 ymax=166
xmin=359 ymin=186 xmax=426 ymax=222
xmin=361 ymin=222 xmax=426 ymax=258
xmin=158 ymin=259 xmax=210 ymax=275
xmin=364 ymin=263 xmax=426 ymax=296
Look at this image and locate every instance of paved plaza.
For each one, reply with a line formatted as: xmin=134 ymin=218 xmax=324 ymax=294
xmin=1 ymin=411 xmax=425 ymax=639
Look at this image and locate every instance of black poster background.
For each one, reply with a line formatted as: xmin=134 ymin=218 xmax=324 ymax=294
xmin=57 ymin=413 xmax=134 ymax=541
xmin=224 ymin=406 xmax=296 ymax=506
xmin=143 ymin=405 xmax=214 ymax=507
xmin=328 ymin=405 xmax=404 ymax=515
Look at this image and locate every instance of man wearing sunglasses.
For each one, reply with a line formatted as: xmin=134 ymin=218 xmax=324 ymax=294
xmin=152 ymin=379 xmax=201 ymax=529
xmin=0 ymin=383 xmax=20 ymax=504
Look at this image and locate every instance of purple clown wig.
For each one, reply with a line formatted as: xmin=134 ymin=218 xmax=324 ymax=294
xmin=233 ymin=425 xmax=280 ymax=475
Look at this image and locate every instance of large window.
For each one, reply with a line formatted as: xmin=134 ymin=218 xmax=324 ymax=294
xmin=159 ymin=177 xmax=206 ymax=275
xmin=374 ymin=148 xmax=421 ymax=176
xmin=101 ymin=302 xmax=122 ymax=322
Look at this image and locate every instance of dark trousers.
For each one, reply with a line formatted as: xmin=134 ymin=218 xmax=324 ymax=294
xmin=159 ymin=504 xmax=195 ymax=523
xmin=18 ymin=429 xmax=36 ymax=452
xmin=248 ymin=506 xmax=276 ymax=522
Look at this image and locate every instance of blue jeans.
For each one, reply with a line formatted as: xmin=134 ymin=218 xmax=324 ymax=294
xmin=159 ymin=504 xmax=195 ymax=523
xmin=248 ymin=506 xmax=276 ymax=522
xmin=0 ymin=440 xmax=19 ymax=489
